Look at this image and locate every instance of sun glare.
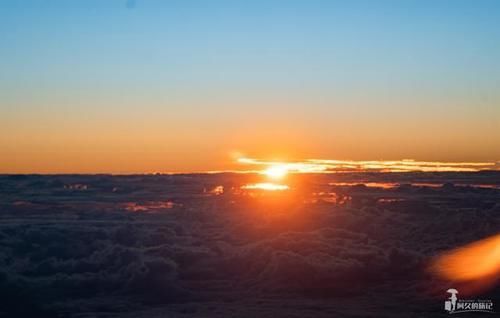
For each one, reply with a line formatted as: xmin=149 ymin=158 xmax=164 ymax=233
xmin=241 ymin=183 xmax=289 ymax=191
xmin=263 ymin=165 xmax=288 ymax=179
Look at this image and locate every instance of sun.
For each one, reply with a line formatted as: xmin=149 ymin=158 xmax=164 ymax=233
xmin=263 ymin=164 xmax=288 ymax=179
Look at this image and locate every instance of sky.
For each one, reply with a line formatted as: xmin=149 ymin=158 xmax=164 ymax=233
xmin=1 ymin=0 xmax=499 ymax=173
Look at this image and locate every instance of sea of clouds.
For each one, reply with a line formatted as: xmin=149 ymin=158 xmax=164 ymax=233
xmin=0 ymin=173 xmax=498 ymax=317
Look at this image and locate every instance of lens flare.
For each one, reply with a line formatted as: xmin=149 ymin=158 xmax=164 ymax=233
xmin=430 ymin=234 xmax=500 ymax=290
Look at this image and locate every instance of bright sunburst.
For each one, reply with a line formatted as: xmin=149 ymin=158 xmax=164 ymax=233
xmin=263 ymin=165 xmax=288 ymax=179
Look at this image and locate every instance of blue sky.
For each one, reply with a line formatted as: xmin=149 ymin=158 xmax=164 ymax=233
xmin=1 ymin=0 xmax=499 ymax=172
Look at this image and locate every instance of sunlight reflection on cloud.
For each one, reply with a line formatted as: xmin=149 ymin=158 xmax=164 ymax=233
xmin=241 ymin=183 xmax=289 ymax=191
xmin=238 ymin=158 xmax=498 ymax=173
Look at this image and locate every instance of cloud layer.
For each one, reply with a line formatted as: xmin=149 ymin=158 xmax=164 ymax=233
xmin=0 ymin=173 xmax=499 ymax=317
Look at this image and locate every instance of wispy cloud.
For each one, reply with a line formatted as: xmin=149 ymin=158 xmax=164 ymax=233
xmin=237 ymin=158 xmax=499 ymax=173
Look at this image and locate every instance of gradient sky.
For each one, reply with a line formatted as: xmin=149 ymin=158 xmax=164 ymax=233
xmin=1 ymin=0 xmax=499 ymax=173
